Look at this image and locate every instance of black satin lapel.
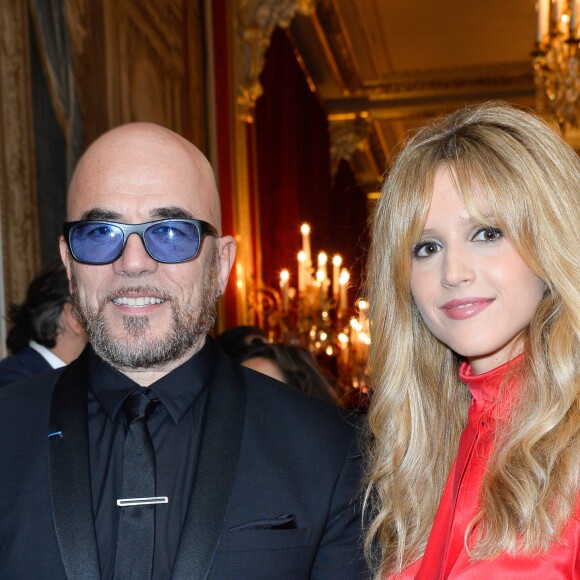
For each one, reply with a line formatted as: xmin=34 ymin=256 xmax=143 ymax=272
xmin=49 ymin=348 xmax=101 ymax=579
xmin=171 ymin=353 xmax=246 ymax=580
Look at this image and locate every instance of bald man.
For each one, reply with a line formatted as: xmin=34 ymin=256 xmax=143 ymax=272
xmin=0 ymin=124 xmax=366 ymax=580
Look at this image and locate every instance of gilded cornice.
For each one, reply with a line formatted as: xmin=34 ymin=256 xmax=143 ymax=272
xmin=313 ymin=0 xmax=361 ymax=95
xmin=363 ymin=64 xmax=534 ymax=97
xmin=236 ymin=0 xmax=318 ymax=117
xmin=325 ymin=64 xmax=535 ymax=118
xmin=329 ymin=117 xmax=370 ymax=176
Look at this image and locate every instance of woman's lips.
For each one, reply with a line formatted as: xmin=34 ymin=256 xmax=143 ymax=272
xmin=440 ymin=297 xmax=494 ymax=320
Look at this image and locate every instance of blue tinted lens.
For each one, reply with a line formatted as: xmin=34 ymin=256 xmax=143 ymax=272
xmin=70 ymin=222 xmax=124 ymax=263
xmin=144 ymin=220 xmax=201 ymax=262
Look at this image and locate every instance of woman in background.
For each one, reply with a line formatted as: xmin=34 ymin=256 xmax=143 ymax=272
xmin=364 ymin=102 xmax=579 ymax=577
xmin=241 ymin=341 xmax=339 ymax=405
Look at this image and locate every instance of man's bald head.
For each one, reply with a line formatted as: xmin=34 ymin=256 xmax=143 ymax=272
xmin=68 ymin=123 xmax=222 ymax=233
xmin=60 ymin=122 xmax=236 ymax=380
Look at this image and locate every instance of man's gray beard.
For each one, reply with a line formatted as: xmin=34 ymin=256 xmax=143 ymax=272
xmin=70 ymin=259 xmax=220 ymax=369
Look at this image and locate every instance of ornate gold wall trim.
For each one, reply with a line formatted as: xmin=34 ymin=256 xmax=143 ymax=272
xmin=236 ymin=0 xmax=319 ymax=117
xmin=325 ymin=68 xmax=535 ymax=118
xmin=0 ymin=0 xmax=40 ymax=350
xmin=329 ymin=116 xmax=370 ymax=176
xmin=328 ymin=115 xmax=385 ymax=186
xmin=362 ymin=63 xmax=535 ymax=97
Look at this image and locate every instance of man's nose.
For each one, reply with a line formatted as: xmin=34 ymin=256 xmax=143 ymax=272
xmin=112 ymin=232 xmax=159 ymax=277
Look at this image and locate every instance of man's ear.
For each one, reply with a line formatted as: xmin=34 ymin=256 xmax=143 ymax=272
xmin=215 ymin=235 xmax=236 ymax=296
xmin=58 ymin=236 xmax=73 ymax=294
xmin=59 ymin=235 xmax=74 ymax=294
xmin=61 ymin=302 xmax=85 ymax=336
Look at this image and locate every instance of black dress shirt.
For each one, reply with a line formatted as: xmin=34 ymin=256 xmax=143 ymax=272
xmin=87 ymin=339 xmax=214 ymax=580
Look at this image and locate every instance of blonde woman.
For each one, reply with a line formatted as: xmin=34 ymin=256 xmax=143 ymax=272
xmin=365 ymin=102 xmax=579 ymax=578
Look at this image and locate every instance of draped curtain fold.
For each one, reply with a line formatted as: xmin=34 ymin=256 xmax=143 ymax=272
xmin=254 ymin=27 xmax=368 ymax=304
xmin=29 ymin=0 xmax=83 ymax=180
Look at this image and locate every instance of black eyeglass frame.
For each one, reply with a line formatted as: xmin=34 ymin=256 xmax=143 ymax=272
xmin=63 ymin=218 xmax=219 ymax=265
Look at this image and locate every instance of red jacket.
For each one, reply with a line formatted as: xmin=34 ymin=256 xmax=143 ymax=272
xmin=389 ymin=357 xmax=579 ymax=579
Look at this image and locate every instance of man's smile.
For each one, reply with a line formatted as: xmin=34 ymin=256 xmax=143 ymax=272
xmin=112 ymin=296 xmax=165 ymax=307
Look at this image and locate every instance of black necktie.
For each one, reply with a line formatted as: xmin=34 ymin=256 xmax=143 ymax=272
xmin=113 ymin=389 xmax=158 ymax=580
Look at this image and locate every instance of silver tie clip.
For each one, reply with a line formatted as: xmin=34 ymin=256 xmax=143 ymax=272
xmin=117 ymin=496 xmax=169 ymax=507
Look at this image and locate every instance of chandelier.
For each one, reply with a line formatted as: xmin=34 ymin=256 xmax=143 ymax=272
xmin=533 ymin=0 xmax=580 ymax=131
xmin=248 ymin=223 xmax=370 ymax=400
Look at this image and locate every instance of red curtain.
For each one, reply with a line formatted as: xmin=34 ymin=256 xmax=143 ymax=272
xmin=210 ymin=0 xmax=238 ymax=325
xmin=329 ymin=159 xmax=369 ymax=301
xmin=254 ymin=28 xmax=368 ymax=306
xmin=254 ymin=27 xmax=332 ymax=290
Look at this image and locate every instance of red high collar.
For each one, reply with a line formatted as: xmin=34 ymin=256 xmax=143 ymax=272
xmin=459 ymin=353 xmax=525 ymax=407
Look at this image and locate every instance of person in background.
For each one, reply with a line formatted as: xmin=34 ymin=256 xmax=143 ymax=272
xmin=0 ymin=257 xmax=87 ymax=388
xmin=216 ymin=324 xmax=268 ymax=359
xmin=364 ymin=103 xmax=579 ymax=578
xmin=240 ymin=341 xmax=339 ymax=405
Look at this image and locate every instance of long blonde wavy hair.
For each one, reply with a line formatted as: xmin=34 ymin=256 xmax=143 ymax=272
xmin=364 ymin=102 xmax=580 ymax=577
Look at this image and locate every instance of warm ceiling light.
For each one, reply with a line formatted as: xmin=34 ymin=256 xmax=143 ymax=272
xmin=533 ymin=0 xmax=580 ymax=132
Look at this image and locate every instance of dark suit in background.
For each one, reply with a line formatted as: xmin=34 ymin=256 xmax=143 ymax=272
xmin=0 ymin=257 xmax=87 ymax=389
xmin=0 ymin=344 xmax=52 ymax=388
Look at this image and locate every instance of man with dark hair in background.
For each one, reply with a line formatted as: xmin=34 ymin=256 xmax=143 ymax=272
xmin=0 ymin=257 xmax=87 ymax=388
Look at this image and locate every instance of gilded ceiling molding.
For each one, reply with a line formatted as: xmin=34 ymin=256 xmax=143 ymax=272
xmin=314 ymin=0 xmax=360 ymax=95
xmin=361 ymin=63 xmax=534 ymax=97
xmin=237 ymin=0 xmax=318 ymax=117
xmin=329 ymin=117 xmax=370 ymax=177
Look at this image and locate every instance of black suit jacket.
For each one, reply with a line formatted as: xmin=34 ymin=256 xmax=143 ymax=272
xmin=0 ymin=345 xmax=52 ymax=389
xmin=0 ymin=344 xmax=367 ymax=579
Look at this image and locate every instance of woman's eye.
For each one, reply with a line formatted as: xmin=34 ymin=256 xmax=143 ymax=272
xmin=473 ymin=227 xmax=503 ymax=242
xmin=413 ymin=241 xmax=441 ymax=258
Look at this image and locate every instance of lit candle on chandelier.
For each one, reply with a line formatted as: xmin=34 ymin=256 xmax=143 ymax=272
xmin=280 ymin=269 xmax=290 ymax=312
xmin=300 ymin=223 xmax=311 ymax=268
xmin=317 ymin=252 xmax=328 ymax=282
xmin=357 ymin=299 xmax=369 ymax=326
xmin=536 ymin=0 xmax=549 ymax=42
xmin=552 ymin=0 xmax=562 ymax=30
xmin=332 ymin=255 xmax=342 ymax=298
xmin=339 ymin=268 xmax=350 ymax=315
xmin=297 ymin=251 xmax=306 ymax=292
xmin=316 ymin=268 xmax=326 ymax=309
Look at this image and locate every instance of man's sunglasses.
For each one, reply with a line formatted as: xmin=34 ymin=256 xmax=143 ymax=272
xmin=63 ymin=218 xmax=218 ymax=265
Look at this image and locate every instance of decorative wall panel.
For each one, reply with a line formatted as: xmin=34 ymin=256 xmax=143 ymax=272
xmin=0 ymin=0 xmax=40 ymax=339
xmin=103 ymin=0 xmax=186 ymax=133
